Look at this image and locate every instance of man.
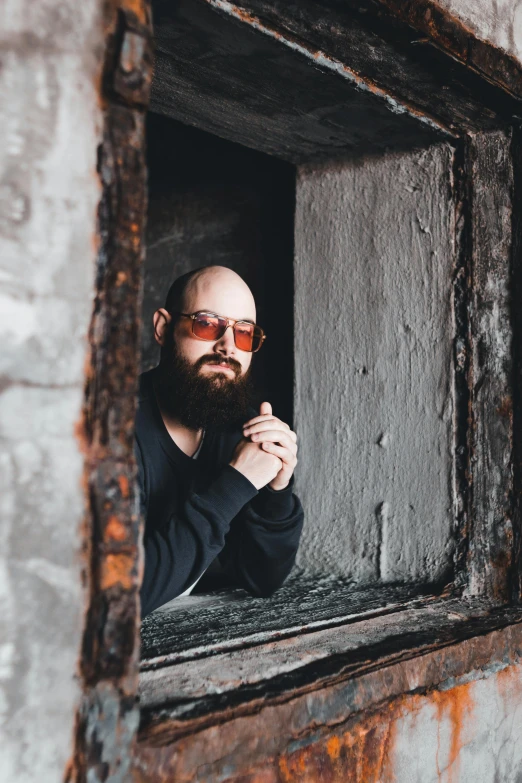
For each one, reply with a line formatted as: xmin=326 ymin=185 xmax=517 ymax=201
xmin=136 ymin=265 xmax=304 ymax=616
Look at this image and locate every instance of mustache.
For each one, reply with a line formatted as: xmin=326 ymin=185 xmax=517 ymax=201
xmin=195 ymin=354 xmax=242 ymax=376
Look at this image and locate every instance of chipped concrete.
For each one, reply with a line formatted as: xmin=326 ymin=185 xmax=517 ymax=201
xmin=294 ymin=145 xmax=456 ymax=584
xmin=0 ymin=1 xmax=103 ymax=781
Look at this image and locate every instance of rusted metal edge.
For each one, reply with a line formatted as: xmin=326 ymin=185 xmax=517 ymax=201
xmin=138 ymin=603 xmax=522 ymax=746
xmin=201 ymin=0 xmax=456 ymax=139
xmin=379 ymin=0 xmax=522 ymax=101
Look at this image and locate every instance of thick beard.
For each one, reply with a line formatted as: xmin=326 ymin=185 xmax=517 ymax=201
xmin=154 ymin=328 xmax=254 ymax=431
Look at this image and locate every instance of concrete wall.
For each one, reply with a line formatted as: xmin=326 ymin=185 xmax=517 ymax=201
xmin=0 ymin=2 xmax=103 ymax=781
xmin=294 ymin=145 xmax=455 ymax=584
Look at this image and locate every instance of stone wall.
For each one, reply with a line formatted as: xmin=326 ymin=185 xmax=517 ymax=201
xmin=0 ymin=2 xmax=103 ymax=781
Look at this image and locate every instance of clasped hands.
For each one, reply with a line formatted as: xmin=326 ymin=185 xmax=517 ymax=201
xmin=229 ymin=402 xmax=298 ymax=491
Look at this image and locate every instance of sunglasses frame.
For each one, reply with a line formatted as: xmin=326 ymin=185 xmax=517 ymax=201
xmin=176 ymin=311 xmax=266 ymax=353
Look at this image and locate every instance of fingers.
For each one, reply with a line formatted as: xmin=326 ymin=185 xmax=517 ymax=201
xmin=259 ymin=401 xmax=272 ymax=416
xmin=243 ymin=412 xmax=287 ymax=428
xmin=250 ymin=429 xmax=297 ymax=454
xmin=262 ymin=441 xmax=297 ymax=468
xmin=244 ymin=420 xmax=296 ymax=441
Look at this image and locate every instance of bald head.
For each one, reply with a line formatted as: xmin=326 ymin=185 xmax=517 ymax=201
xmin=165 ymin=265 xmax=256 ymax=323
xmin=181 ymin=266 xmax=256 ymax=322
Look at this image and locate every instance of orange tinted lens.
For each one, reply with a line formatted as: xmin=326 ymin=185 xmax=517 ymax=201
xmin=193 ymin=314 xmax=225 ymax=340
xmin=234 ymin=323 xmax=261 ymax=352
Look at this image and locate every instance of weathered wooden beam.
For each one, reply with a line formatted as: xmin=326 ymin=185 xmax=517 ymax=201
xmin=466 ymin=130 xmax=515 ymax=602
xmin=452 ymin=140 xmax=473 ymax=590
xmin=140 ymin=580 xmax=433 ymax=665
xmin=135 ymin=649 xmax=522 ymax=782
xmin=136 ymin=601 xmax=522 ymax=753
xmin=150 ymin=0 xmax=449 ymax=164
xmin=160 ymin=0 xmax=522 ymax=145
xmin=69 ymin=2 xmax=153 ymax=781
xmin=233 ymin=0 xmax=522 ymax=108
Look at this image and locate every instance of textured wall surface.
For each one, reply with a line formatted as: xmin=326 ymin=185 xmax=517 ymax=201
xmin=0 ymin=2 xmax=102 ymax=781
xmin=266 ymin=663 xmax=522 ymax=783
xmin=435 ymin=0 xmax=522 ymax=60
xmin=294 ymin=145 xmax=455 ymax=582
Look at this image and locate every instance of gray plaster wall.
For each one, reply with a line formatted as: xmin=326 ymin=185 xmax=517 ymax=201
xmin=0 ymin=2 xmax=103 ymax=781
xmin=294 ymin=145 xmax=456 ymax=584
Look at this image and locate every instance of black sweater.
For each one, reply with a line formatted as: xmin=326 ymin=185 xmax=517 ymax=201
xmin=136 ymin=368 xmax=304 ymax=616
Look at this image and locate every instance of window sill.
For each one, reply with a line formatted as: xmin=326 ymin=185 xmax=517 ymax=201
xmin=138 ymin=576 xmax=522 ymax=746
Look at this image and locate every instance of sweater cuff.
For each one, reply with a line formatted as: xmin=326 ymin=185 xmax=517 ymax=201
xmin=202 ymin=465 xmax=258 ymax=519
xmin=250 ymin=479 xmax=295 ymax=521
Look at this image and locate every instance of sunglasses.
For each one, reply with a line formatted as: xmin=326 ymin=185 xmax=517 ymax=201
xmin=176 ymin=311 xmax=266 ymax=353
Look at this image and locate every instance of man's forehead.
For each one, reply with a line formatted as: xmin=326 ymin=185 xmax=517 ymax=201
xmin=185 ymin=273 xmax=256 ymax=320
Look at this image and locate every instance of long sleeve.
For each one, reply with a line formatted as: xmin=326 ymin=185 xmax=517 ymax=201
xmin=137 ymin=441 xmax=258 ymax=616
xmin=219 ymin=478 xmax=304 ymax=597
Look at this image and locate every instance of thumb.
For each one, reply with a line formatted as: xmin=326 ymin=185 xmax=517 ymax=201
xmin=260 ymin=401 xmax=272 ymax=416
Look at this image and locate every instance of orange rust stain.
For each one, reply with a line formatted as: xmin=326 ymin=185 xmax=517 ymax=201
xmin=276 ymin=704 xmax=402 ymax=783
xmin=432 ymin=684 xmax=474 ymax=783
xmin=119 ymin=0 xmax=148 ymax=24
xmin=273 ymin=683 xmax=480 ymax=783
xmin=118 ymin=473 xmax=130 ymax=498
xmin=105 ymin=514 xmax=128 ymax=542
xmin=233 ymin=6 xmax=259 ymax=25
xmin=133 ymin=667 xmax=522 ymax=782
xmin=100 ymin=552 xmax=134 ymax=589
xmin=277 ymin=755 xmax=292 ymax=783
xmin=74 ymin=416 xmax=89 ymax=455
xmin=326 ymin=736 xmax=341 ymax=761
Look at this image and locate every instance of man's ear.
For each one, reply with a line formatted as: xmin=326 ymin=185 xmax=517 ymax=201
xmin=153 ymin=308 xmax=171 ymax=347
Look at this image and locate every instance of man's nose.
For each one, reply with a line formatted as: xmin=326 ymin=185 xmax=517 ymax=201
xmin=214 ymin=325 xmax=236 ymax=355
